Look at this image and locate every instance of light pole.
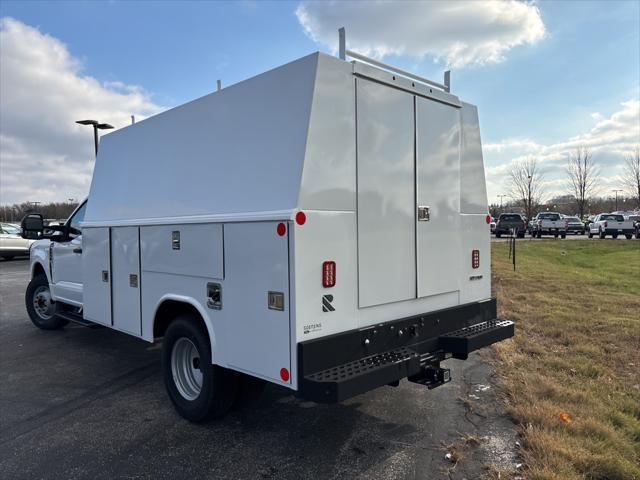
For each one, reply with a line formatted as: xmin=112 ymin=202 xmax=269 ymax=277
xmin=612 ymin=189 xmax=622 ymax=211
xmin=76 ymin=120 xmax=114 ymax=156
xmin=498 ymin=194 xmax=507 ymax=213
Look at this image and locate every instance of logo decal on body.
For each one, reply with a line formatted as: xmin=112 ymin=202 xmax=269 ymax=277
xmin=322 ymin=294 xmax=335 ymax=312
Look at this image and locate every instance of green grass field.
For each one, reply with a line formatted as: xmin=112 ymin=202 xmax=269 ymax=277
xmin=491 ymin=240 xmax=640 ymax=480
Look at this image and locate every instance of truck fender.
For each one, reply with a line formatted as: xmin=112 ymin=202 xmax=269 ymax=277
xmin=152 ymin=294 xmax=218 ymax=363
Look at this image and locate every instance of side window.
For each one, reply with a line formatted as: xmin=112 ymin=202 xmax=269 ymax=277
xmin=68 ymin=202 xmax=87 ymax=236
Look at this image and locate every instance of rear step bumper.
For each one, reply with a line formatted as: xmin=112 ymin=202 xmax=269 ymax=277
xmin=297 ymin=299 xmax=513 ymax=403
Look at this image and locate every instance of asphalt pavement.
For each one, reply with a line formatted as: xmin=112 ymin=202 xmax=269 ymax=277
xmin=0 ymin=259 xmax=518 ymax=480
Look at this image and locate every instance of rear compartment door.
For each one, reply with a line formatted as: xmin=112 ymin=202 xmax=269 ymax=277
xmin=415 ymin=97 xmax=461 ymax=297
xmin=223 ymin=222 xmax=291 ymax=384
xmin=356 ymin=78 xmax=416 ymax=308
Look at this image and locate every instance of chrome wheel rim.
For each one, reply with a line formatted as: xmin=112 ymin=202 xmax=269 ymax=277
xmin=33 ymin=285 xmax=55 ymax=320
xmin=171 ymin=337 xmax=203 ymax=401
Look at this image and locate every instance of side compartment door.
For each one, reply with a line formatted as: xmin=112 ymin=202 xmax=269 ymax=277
xmin=111 ymin=227 xmax=141 ymax=336
xmin=415 ymin=97 xmax=461 ymax=297
xmin=356 ymin=78 xmax=416 ymax=308
xmin=223 ymin=222 xmax=291 ymax=384
xmin=82 ymin=227 xmax=111 ymax=326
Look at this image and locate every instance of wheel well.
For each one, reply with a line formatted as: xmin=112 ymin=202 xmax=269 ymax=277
xmin=153 ymin=300 xmax=206 ymax=339
xmin=32 ymin=263 xmax=46 ymax=279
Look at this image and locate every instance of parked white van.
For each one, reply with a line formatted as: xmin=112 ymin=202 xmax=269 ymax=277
xmin=23 ymin=46 xmax=513 ymax=421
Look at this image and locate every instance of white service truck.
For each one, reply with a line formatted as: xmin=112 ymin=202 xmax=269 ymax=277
xmin=22 ymin=46 xmax=513 ymax=422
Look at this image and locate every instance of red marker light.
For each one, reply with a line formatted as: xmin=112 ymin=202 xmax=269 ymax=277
xmin=472 ymin=249 xmax=480 ymax=269
xmin=280 ymin=368 xmax=290 ymax=382
xmin=276 ymin=223 xmax=286 ymax=236
xmin=322 ymin=261 xmax=336 ymax=288
xmin=295 ymin=211 xmax=307 ymax=225
xmin=485 ymin=215 xmax=491 ymax=224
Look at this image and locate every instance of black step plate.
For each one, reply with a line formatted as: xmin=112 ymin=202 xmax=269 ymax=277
xmin=439 ymin=319 xmax=514 ymax=359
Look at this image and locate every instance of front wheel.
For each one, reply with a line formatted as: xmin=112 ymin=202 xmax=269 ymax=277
xmin=25 ymin=274 xmax=67 ymax=330
xmin=162 ymin=315 xmax=238 ymax=422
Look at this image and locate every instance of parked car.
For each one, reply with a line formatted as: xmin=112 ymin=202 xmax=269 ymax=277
xmin=564 ymin=216 xmax=585 ymax=235
xmin=494 ymin=213 xmax=526 ymax=238
xmin=628 ymin=215 xmax=640 ymax=239
xmin=530 ymin=212 xmax=567 ymax=238
xmin=0 ymin=223 xmax=34 ymax=259
xmin=588 ymin=213 xmax=635 ymax=239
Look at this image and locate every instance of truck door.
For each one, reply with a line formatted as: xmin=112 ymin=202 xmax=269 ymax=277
xmin=111 ymin=227 xmax=141 ymax=335
xmin=356 ymin=78 xmax=416 ymax=308
xmin=51 ymin=201 xmax=86 ymax=305
xmin=355 ymin=79 xmax=462 ymax=307
xmin=415 ymin=97 xmax=461 ymax=297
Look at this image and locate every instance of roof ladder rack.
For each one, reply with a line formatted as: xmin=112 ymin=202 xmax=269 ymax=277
xmin=338 ymin=27 xmax=451 ymax=93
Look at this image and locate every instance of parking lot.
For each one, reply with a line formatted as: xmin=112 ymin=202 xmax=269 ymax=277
xmin=0 ymin=259 xmax=518 ymax=480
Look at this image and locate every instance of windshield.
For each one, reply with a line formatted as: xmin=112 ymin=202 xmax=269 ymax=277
xmin=539 ymin=213 xmax=560 ymax=220
xmin=601 ymin=214 xmax=624 ymax=221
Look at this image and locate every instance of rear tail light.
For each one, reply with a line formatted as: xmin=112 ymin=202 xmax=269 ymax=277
xmin=472 ymin=250 xmax=480 ymax=269
xmin=322 ymin=261 xmax=336 ymax=287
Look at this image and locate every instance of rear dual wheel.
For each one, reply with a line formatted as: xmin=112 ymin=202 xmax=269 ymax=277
xmin=162 ymin=315 xmax=239 ymax=422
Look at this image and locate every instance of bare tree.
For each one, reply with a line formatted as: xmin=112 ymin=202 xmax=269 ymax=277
xmin=507 ymin=156 xmax=544 ymax=220
xmin=566 ymin=146 xmax=598 ymax=219
xmin=622 ymin=146 xmax=640 ymax=208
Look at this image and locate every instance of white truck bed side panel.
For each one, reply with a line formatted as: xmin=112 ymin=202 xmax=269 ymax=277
xmin=223 ymin=222 xmax=292 ymax=387
xmin=356 ymin=78 xmax=416 ymax=308
xmin=459 ymin=215 xmax=491 ymax=304
xmin=140 ymin=224 xmax=223 ymax=279
xmin=298 ymin=54 xmax=356 ymax=211
xmin=82 ymin=227 xmax=112 ymax=326
xmin=416 ymin=97 xmax=461 ymax=298
xmin=85 ymin=53 xmax=319 ymax=225
xmin=111 ymin=227 xmax=142 ymax=336
xmin=460 ymin=103 xmax=488 ymax=214
xmin=293 ymin=211 xmax=358 ymax=342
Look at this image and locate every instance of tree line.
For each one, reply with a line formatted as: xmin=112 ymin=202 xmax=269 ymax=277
xmin=494 ymin=146 xmax=640 ymax=219
xmin=0 ymin=202 xmax=79 ymax=224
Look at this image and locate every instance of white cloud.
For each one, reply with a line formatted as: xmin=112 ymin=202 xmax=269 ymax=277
xmin=295 ymin=0 xmax=545 ymax=67
xmin=485 ymin=99 xmax=640 ymax=202
xmin=0 ymin=17 xmax=165 ymax=205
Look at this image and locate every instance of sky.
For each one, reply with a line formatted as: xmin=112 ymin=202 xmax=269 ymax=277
xmin=0 ymin=0 xmax=638 ymax=206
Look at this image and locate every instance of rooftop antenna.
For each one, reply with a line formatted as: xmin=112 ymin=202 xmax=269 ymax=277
xmin=217 ymin=79 xmax=222 ymax=92
xmin=131 ymin=115 xmax=135 ymax=125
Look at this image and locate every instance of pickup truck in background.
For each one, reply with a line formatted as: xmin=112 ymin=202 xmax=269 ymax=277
xmin=588 ymin=214 xmax=635 ymax=239
xmin=530 ymin=212 xmax=567 ymax=238
xmin=494 ymin=213 xmax=526 ymax=238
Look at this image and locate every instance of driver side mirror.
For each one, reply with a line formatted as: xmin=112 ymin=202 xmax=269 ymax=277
xmin=21 ymin=213 xmax=44 ymax=239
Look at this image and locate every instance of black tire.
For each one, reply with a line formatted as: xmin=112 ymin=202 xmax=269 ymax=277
xmin=625 ymin=234 xmax=632 ymax=240
xmin=599 ymin=229 xmax=606 ymax=239
xmin=162 ymin=315 xmax=238 ymax=422
xmin=25 ymin=274 xmax=67 ymax=330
